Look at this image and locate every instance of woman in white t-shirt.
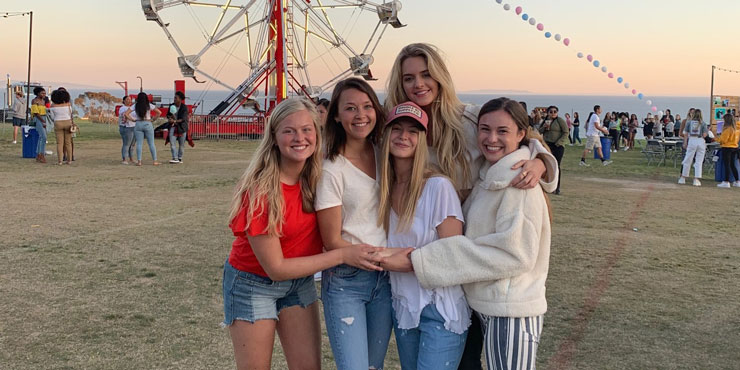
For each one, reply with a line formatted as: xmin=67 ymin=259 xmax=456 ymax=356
xmin=118 ymin=96 xmax=136 ymax=164
xmin=314 ymin=78 xmax=394 ymax=370
xmin=125 ymin=92 xmax=161 ymax=166
xmin=378 ymin=101 xmax=470 ymax=369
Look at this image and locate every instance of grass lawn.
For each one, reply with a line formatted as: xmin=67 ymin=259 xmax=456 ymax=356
xmin=1 ymin=122 xmax=738 ymax=369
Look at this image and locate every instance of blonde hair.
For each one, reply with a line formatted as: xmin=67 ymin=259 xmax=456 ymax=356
xmin=385 ymin=43 xmax=471 ymax=191
xmin=377 ymin=119 xmax=438 ymax=232
xmin=228 ymin=98 xmax=323 ymax=237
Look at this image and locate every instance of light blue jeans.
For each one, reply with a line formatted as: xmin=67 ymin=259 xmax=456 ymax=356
xmin=120 ymin=126 xmax=135 ymax=160
xmin=35 ymin=117 xmax=47 ymax=155
xmin=169 ymin=127 xmax=186 ymax=160
xmin=321 ymin=265 xmax=393 ymax=370
xmin=134 ymin=121 xmax=157 ymax=161
xmin=394 ymin=304 xmax=468 ymax=370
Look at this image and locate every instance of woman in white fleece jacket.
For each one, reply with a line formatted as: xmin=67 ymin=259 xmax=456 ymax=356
xmin=385 ymin=97 xmax=551 ymax=370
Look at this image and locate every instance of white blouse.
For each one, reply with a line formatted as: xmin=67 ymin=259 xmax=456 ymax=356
xmin=387 ymin=176 xmax=471 ymax=334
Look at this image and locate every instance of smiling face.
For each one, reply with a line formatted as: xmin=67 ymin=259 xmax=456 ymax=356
xmin=388 ymin=119 xmax=421 ymax=160
xmin=335 ymin=88 xmax=377 ymax=142
xmin=275 ymin=110 xmax=317 ymax=167
xmin=477 ymin=110 xmax=526 ymax=165
xmin=401 ymin=56 xmax=439 ymax=108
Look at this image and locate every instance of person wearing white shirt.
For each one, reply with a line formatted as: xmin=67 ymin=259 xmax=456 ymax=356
xmin=579 ymin=105 xmax=612 ymax=167
xmin=124 ymin=92 xmax=161 ymax=166
xmin=118 ymin=96 xmax=135 ymax=164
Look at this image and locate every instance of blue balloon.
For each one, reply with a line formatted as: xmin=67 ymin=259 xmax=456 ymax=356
xmin=617 ymin=77 xmax=623 ymax=83
xmin=522 ymin=14 xmax=529 ymax=21
xmin=593 ymin=60 xmax=600 ymax=67
xmin=637 ymin=93 xmax=644 ymax=100
xmin=545 ymin=32 xmax=551 ymax=38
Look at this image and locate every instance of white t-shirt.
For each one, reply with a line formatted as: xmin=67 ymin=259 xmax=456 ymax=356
xmin=387 ymin=176 xmax=471 ymax=335
xmin=49 ymin=105 xmax=73 ymax=121
xmin=314 ymin=149 xmax=387 ymax=248
xmin=586 ymin=113 xmax=600 ymax=137
xmin=128 ymin=103 xmax=157 ymax=121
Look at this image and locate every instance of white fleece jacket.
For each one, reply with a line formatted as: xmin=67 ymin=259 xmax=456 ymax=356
xmin=410 ymin=146 xmax=551 ymax=318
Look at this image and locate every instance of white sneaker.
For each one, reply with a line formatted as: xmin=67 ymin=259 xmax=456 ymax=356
xmin=693 ymin=178 xmax=701 ymax=187
xmin=12 ymin=140 xmax=17 ymax=144
xmin=717 ymin=181 xmax=731 ymax=188
xmin=177 ymin=158 xmax=183 ymax=164
xmin=45 ymin=150 xmax=53 ymax=155
xmin=169 ymin=159 xmax=180 ymax=164
xmin=603 ymin=160 xmax=613 ymax=166
xmin=733 ymin=181 xmax=740 ymax=188
xmin=678 ymin=177 xmax=686 ymax=185
xmin=579 ymin=161 xmax=590 ymax=167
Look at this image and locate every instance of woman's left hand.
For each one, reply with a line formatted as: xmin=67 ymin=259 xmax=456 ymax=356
xmin=380 ymin=248 xmax=414 ymax=272
xmin=510 ymin=158 xmax=545 ymax=189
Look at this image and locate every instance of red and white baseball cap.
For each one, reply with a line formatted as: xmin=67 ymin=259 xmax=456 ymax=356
xmin=385 ymin=102 xmax=428 ymax=130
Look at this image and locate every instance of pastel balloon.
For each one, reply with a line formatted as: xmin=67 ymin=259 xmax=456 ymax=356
xmin=587 ymin=55 xmax=593 ymax=62
xmin=632 ymin=89 xmax=637 ymax=95
xmin=652 ymin=106 xmax=657 ymax=112
xmin=624 ymin=83 xmax=630 ymax=88
xmin=602 ymin=66 xmax=608 ymax=72
xmin=503 ymin=4 xmax=511 ymax=10
xmin=658 ymin=110 xmax=664 ymax=117
xmin=646 ymin=100 xmax=652 ymax=105
xmin=537 ymin=23 xmax=544 ymax=31
xmin=529 ymin=18 xmax=536 ymax=25
xmin=515 ymin=6 xmax=522 ymax=15
xmin=496 ymin=0 xmax=502 ymax=3
xmin=544 ymin=32 xmax=552 ymax=38
xmin=608 ymin=72 xmax=614 ymax=78
xmin=577 ymin=52 xmax=584 ymax=58
xmin=617 ymin=77 xmax=623 ymax=83
xmin=638 ymin=93 xmax=644 ymax=99
xmin=554 ymin=34 xmax=562 ymax=41
xmin=593 ymin=60 xmax=600 ymax=67
xmin=522 ymin=14 xmax=529 ymax=21
xmin=563 ymin=38 xmax=570 ymax=46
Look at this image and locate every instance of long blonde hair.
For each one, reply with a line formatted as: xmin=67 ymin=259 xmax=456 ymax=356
xmin=228 ymin=98 xmax=323 ymax=237
xmin=377 ymin=119 xmax=437 ymax=232
xmin=385 ymin=43 xmax=471 ymax=191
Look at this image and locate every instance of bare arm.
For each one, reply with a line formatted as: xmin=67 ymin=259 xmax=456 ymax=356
xmin=382 ymin=216 xmax=463 ymax=273
xmin=316 ymin=206 xmax=352 ymax=251
xmin=248 ymin=234 xmax=383 ymax=281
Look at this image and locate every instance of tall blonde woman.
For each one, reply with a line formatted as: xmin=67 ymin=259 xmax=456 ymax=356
xmin=678 ymin=109 xmax=709 ymax=186
xmin=49 ymin=89 xmax=74 ymax=165
xmin=223 ymin=98 xmax=382 ymax=370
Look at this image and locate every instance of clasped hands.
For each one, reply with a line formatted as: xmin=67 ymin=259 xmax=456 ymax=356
xmin=341 ymin=244 xmax=414 ymax=273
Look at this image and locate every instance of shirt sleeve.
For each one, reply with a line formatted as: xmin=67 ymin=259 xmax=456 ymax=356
xmin=314 ymin=162 xmax=344 ymax=211
xmin=230 ymin=194 xmax=269 ymax=237
xmin=427 ymin=177 xmax=464 ymax=228
xmin=527 ymin=139 xmax=558 ymax=193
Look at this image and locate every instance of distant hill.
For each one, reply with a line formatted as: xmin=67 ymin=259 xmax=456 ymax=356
xmin=461 ymin=89 xmax=532 ymax=94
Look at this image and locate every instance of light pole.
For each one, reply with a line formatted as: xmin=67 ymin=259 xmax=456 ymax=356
xmin=24 ymin=11 xmax=33 ymax=125
xmin=137 ymin=76 xmax=143 ymax=93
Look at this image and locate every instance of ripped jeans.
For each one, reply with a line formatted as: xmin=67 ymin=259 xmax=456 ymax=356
xmin=321 ymin=265 xmax=393 ymax=370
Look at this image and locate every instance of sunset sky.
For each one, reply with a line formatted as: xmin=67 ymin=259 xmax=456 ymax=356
xmin=3 ymin=0 xmax=740 ymax=97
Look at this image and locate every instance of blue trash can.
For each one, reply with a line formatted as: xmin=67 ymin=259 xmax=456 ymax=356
xmin=595 ymin=137 xmax=612 ymax=159
xmin=22 ymin=126 xmax=39 ymax=158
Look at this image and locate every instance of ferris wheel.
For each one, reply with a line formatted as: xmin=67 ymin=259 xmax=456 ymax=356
xmin=141 ymin=0 xmax=404 ymax=116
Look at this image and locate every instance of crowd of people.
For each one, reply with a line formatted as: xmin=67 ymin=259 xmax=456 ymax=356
xmin=223 ymin=43 xmax=558 ymax=370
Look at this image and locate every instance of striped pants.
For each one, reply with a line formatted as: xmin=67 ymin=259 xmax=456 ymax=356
xmin=479 ymin=314 xmax=543 ymax=370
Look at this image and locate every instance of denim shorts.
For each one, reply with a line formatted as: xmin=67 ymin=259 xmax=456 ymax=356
xmin=222 ymin=259 xmax=318 ymax=326
xmin=12 ymin=117 xmax=25 ymax=127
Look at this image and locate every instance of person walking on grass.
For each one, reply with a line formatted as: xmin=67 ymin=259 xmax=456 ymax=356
xmin=678 ymin=109 xmax=708 ymax=186
xmin=167 ymin=91 xmax=188 ymax=164
xmin=11 ymin=91 xmax=27 ymax=144
xmin=125 ymin=92 xmax=161 ymax=166
xmin=119 ymin=96 xmax=135 ymax=164
xmin=572 ymin=111 xmax=582 ymax=145
xmin=580 ymin=105 xmax=611 ymax=167
xmin=716 ymin=113 xmax=740 ymax=188
xmin=541 ymin=105 xmax=568 ymax=194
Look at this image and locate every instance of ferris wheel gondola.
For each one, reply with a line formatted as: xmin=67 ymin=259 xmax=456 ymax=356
xmin=141 ymin=0 xmax=404 ymax=117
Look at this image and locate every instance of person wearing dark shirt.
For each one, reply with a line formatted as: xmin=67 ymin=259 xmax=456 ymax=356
xmin=168 ymin=91 xmax=189 ymax=164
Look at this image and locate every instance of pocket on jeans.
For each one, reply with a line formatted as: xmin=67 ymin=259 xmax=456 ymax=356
xmin=330 ymin=264 xmax=361 ymax=278
xmin=236 ymin=271 xmax=275 ymax=288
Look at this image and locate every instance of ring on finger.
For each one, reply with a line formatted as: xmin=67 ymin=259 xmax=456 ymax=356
xmin=522 ymin=171 xmax=529 ymax=177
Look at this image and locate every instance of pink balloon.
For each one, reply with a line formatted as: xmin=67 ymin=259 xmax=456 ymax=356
xmin=632 ymin=89 xmax=637 ymax=95
xmin=537 ymin=23 xmax=544 ymax=31
xmin=587 ymin=55 xmax=593 ymax=62
xmin=515 ymin=6 xmax=522 ymax=15
xmin=652 ymin=106 xmax=657 ymax=112
xmin=563 ymin=38 xmax=570 ymax=46
xmin=608 ymin=73 xmax=614 ymax=79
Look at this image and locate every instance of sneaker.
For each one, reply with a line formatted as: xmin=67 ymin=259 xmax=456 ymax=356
xmin=45 ymin=150 xmax=53 ymax=155
xmin=177 ymin=158 xmax=183 ymax=164
xmin=12 ymin=140 xmax=17 ymax=144
xmin=579 ymin=161 xmax=590 ymax=167
xmin=122 ymin=160 xmax=130 ymax=165
xmin=678 ymin=177 xmax=686 ymax=185
xmin=717 ymin=181 xmax=731 ymax=188
xmin=693 ymin=178 xmax=701 ymax=187
xmin=602 ymin=160 xmax=613 ymax=166
xmin=733 ymin=181 xmax=740 ymax=188
xmin=169 ymin=159 xmax=180 ymax=164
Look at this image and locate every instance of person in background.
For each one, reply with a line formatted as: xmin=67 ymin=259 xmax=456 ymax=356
xmin=125 ymin=92 xmax=161 ymax=166
xmin=31 ymin=87 xmax=48 ymax=163
xmin=674 ymin=114 xmax=682 ymax=137
xmin=49 ymin=89 xmax=74 ymax=165
xmin=530 ymin=109 xmax=543 ymax=132
xmin=678 ymin=109 xmax=708 ymax=186
xmin=572 ymin=111 xmax=582 ymax=145
xmin=580 ymin=105 xmax=611 ymax=167
xmin=653 ymin=114 xmax=664 ymax=139
xmin=665 ymin=117 xmax=675 ymax=138
xmin=607 ymin=112 xmax=620 ymax=152
xmin=643 ymin=113 xmax=655 ymax=140
xmin=565 ymin=112 xmax=573 ymax=145
xmin=716 ymin=113 xmax=740 ymax=188
xmin=11 ymin=91 xmax=27 ymax=144
xmin=628 ymin=113 xmax=639 ymax=149
xmin=315 ymin=98 xmax=329 ymax=130
xmin=541 ymin=105 xmax=568 ymax=195
xmin=661 ymin=109 xmax=674 ymax=131
xmin=168 ymin=91 xmax=189 ymax=164
xmin=680 ymin=108 xmax=695 ymax=138
xmin=119 ymin=96 xmax=135 ymax=164
xmin=57 ymin=87 xmax=75 ymax=162
xmin=620 ymin=113 xmax=630 ymax=150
